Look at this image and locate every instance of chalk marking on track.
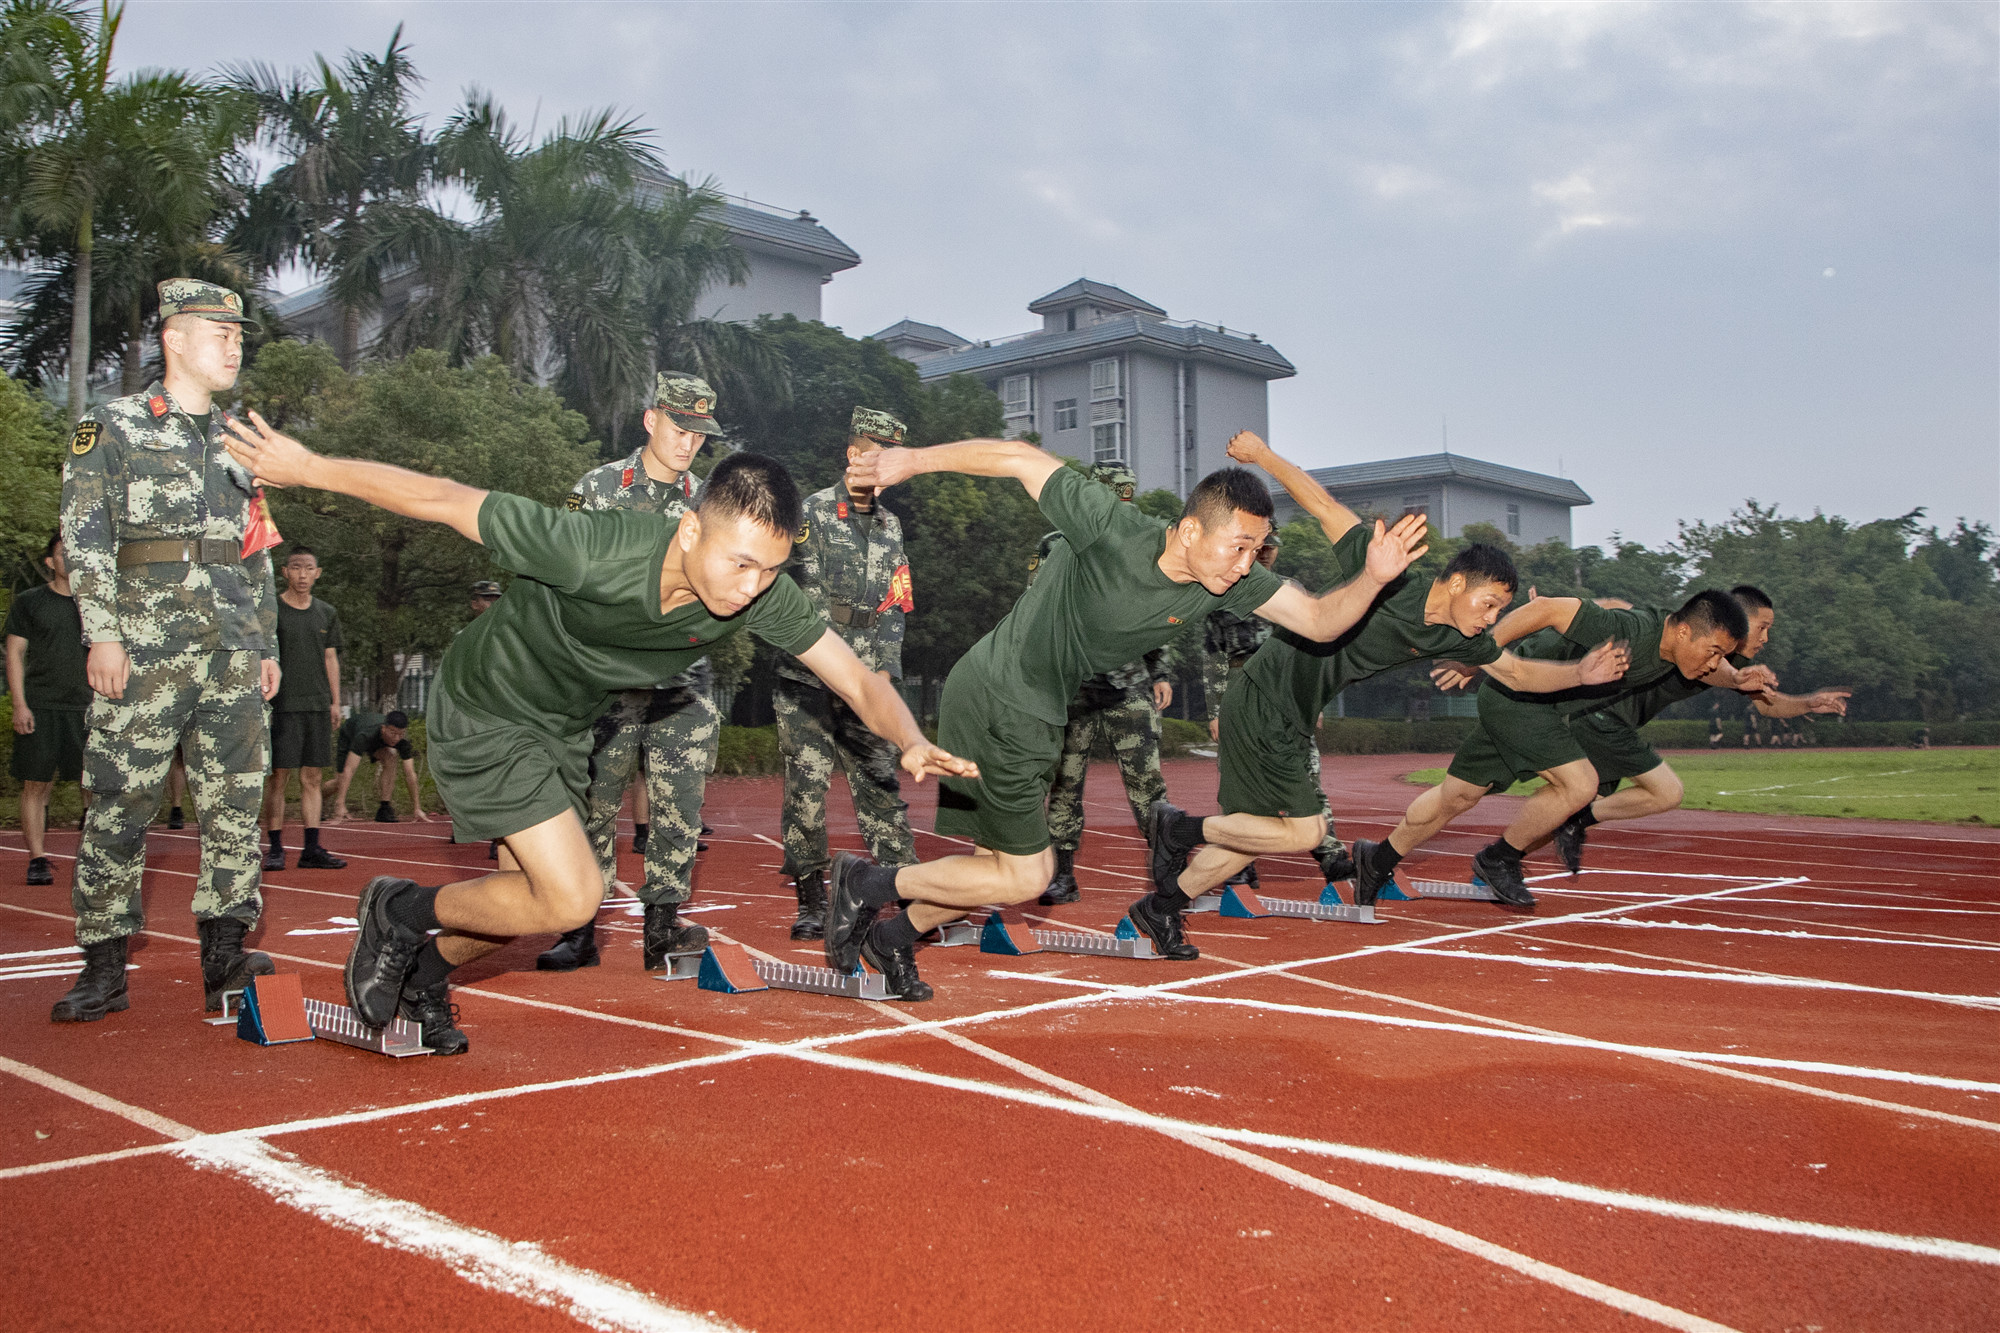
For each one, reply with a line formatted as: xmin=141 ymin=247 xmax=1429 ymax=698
xmin=1674 ymin=903 xmax=2000 ymax=948
xmin=862 ymin=1007 xmax=1740 ymax=1333
xmin=0 ymin=945 xmax=80 ymax=960
xmin=1417 ymin=949 xmax=2000 ymax=1010
xmin=0 ymin=1055 xmax=739 ymax=1332
xmin=1604 ymin=920 xmax=2000 ymax=952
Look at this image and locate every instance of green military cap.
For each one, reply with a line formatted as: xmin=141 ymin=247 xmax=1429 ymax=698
xmin=470 ymin=580 xmax=502 ymax=598
xmin=1088 ymin=462 xmax=1137 ymax=501
xmin=850 ymin=406 xmax=906 ymax=444
xmin=157 ymin=278 xmax=259 ymax=329
xmin=654 ymin=371 xmax=722 ymax=435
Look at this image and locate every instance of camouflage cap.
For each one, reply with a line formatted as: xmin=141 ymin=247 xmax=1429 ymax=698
xmin=653 ymin=371 xmax=722 ymax=435
xmin=470 ymin=580 xmax=502 ymax=598
xmin=1088 ymin=462 xmax=1137 ymax=501
xmin=157 ymin=278 xmax=259 ymax=329
xmin=850 ymin=406 xmax=906 ymax=445
xmin=1261 ymin=530 xmax=1282 ymax=550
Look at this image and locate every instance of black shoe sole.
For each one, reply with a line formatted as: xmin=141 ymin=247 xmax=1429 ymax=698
xmin=262 ymin=856 xmax=285 ymax=872
xmin=25 ymin=867 xmax=53 ymax=886
xmin=535 ymin=949 xmax=601 ymax=971
xmin=51 ymin=993 xmax=129 ymax=1023
xmin=1553 ymin=822 xmax=1586 ymax=877
xmin=1470 ymin=852 xmax=1537 ymax=908
xmin=297 ymin=856 xmax=348 ymax=870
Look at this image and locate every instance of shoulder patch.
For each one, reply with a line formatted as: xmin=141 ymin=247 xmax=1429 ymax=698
xmin=69 ymin=421 xmax=100 ymax=456
xmin=565 ymin=492 xmax=584 ymax=512
xmin=794 ymin=521 xmax=809 ymax=545
xmin=621 ymin=467 xmax=635 ymax=489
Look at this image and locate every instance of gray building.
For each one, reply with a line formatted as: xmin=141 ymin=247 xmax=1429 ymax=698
xmin=1268 ymin=452 xmax=1592 ymax=546
xmin=877 ymin=279 xmax=1295 ymax=498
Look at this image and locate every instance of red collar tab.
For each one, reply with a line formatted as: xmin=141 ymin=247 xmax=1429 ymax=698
xmin=148 ymin=395 xmax=169 ymax=419
xmin=621 ymin=467 xmax=635 ymax=489
xmin=682 ymin=475 xmax=692 ymax=498
xmin=836 ymin=500 xmax=848 ymax=520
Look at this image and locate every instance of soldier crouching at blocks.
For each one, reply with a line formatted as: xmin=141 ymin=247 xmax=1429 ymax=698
xmin=52 ymin=279 xmax=281 ymax=1023
xmin=774 ymin=406 xmax=919 ymax=940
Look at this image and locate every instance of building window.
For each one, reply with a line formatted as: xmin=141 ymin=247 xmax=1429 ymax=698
xmin=1506 ymin=503 xmax=1521 ymax=537
xmin=1401 ymin=493 xmax=1431 ymax=518
xmin=1001 ymin=374 xmax=1033 ymax=419
xmin=1053 ymin=399 xmax=1078 ymax=432
xmin=1065 ymin=310 xmax=1077 ymax=332
xmin=1090 ymin=357 xmax=1121 ymax=401
xmin=1092 ymin=422 xmax=1126 ymax=464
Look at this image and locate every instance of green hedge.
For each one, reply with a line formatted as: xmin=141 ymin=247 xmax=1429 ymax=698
xmin=1636 ymin=718 xmax=1998 ymax=749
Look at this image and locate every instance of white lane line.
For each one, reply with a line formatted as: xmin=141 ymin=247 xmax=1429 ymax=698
xmin=1604 ymin=920 xmax=2000 ymax=952
xmin=1419 ymin=949 xmax=2000 ymax=1010
xmin=865 ymin=1006 xmax=1740 ymax=1333
xmin=0 ymin=946 xmax=81 ymax=960
xmin=1677 ymin=903 xmax=2000 ymax=948
xmin=0 ymin=1055 xmax=738 ymax=1332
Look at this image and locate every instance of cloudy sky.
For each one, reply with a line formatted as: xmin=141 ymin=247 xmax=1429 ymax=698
xmin=121 ymin=1 xmax=1996 ymax=549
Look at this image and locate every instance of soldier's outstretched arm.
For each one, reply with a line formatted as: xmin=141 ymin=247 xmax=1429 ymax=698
xmin=795 ymin=630 xmax=979 ymax=783
xmin=845 ymin=438 xmax=1064 ymax=501
xmin=1489 ymin=592 xmax=1583 ymax=648
xmin=1225 ymin=431 xmax=1360 ymax=542
xmin=1253 ymin=514 xmax=1429 ymax=642
xmin=221 ymin=413 xmax=487 ymax=542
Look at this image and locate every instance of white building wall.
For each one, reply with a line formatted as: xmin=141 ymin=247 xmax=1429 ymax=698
xmin=1035 ymin=362 xmax=1094 ymax=463
xmin=697 ymin=245 xmax=826 ymax=322
xmin=1444 ymin=482 xmax=1574 ymax=546
xmin=1187 ymin=365 xmax=1269 ymax=484
xmin=1128 ymin=352 xmax=1181 ymax=493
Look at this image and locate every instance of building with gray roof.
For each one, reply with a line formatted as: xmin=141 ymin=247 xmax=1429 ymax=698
xmin=1270 ymin=452 xmax=1593 ymax=546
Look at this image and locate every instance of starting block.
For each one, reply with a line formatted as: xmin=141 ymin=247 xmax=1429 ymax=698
xmin=650 ymin=949 xmax=706 ymax=982
xmin=234 ymin=973 xmax=315 ymax=1046
xmin=1186 ymin=891 xmax=1222 ymax=914
xmin=979 ymin=912 xmax=1161 ymax=960
xmin=928 ymin=919 xmax=982 ymax=947
xmin=1217 ymin=883 xmax=1377 ymax=925
xmin=978 ymin=912 xmax=1044 ymax=956
xmin=220 ymin=979 xmax=433 ymax=1056
xmin=696 ymin=941 xmax=900 ymax=1001
xmin=1408 ymin=877 xmax=1502 ymax=902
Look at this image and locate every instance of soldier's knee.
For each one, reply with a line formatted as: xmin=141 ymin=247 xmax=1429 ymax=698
xmin=990 ymin=850 xmax=1055 ymax=904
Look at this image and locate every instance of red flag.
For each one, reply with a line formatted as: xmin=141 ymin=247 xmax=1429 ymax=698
xmin=875 ymin=564 xmax=915 ymax=614
xmin=242 ymin=488 xmax=284 ymax=559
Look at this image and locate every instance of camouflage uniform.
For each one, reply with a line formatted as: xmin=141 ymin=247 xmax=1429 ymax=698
xmin=62 ymin=324 xmax=278 ymax=946
xmin=1045 ymin=648 xmax=1171 ymax=851
xmin=775 ymin=477 xmax=916 ymax=878
xmin=569 ymin=446 xmax=717 ymax=908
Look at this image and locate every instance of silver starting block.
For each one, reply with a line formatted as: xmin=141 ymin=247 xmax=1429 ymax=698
xmin=212 ymin=986 xmax=432 ymax=1055
xmin=1186 ymin=891 xmax=1222 ymax=914
xmin=927 ymin=919 xmax=981 ymax=947
xmin=751 ymin=956 xmax=896 ymax=1000
xmin=1217 ymin=884 xmax=1377 ymax=925
xmin=980 ymin=912 xmax=1161 ymax=960
xmin=650 ymin=949 xmax=706 ymax=981
xmin=1410 ymin=877 xmax=1503 ymax=902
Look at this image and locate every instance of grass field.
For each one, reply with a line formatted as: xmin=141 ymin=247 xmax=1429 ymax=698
xmin=1402 ymin=747 xmax=2000 ymax=824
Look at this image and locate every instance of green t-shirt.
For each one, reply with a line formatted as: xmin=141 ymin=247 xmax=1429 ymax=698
xmin=2 ymin=584 xmax=90 ymax=711
xmin=270 ymin=596 xmax=343 ymax=712
xmin=342 ymin=712 xmax=415 ymax=761
xmin=1485 ymin=601 xmax=1681 ymax=717
xmin=1584 ymin=653 xmax=1749 ymax=732
xmin=1242 ymin=524 xmax=1501 ymax=734
xmin=954 ymin=467 xmax=1286 ymax=725
xmin=437 ymin=492 xmax=826 ymax=734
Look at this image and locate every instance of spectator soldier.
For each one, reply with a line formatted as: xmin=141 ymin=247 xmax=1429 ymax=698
xmin=329 ymin=710 xmax=428 ymax=823
xmin=6 ymin=533 xmax=90 ymax=886
xmin=260 ymin=545 xmax=346 ymax=870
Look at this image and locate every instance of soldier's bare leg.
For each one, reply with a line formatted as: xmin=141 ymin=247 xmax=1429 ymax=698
xmin=428 ymin=810 xmax=605 ymax=946
xmin=261 ymin=768 xmax=291 ymax=833
xmin=298 ymin=764 xmax=323 ymax=827
xmin=1175 ymin=815 xmax=1327 ymax=897
xmin=20 ymin=780 xmax=52 ymax=861
xmin=883 ymin=847 xmax=1055 ymax=923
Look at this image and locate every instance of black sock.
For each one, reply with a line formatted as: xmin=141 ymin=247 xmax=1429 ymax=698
xmin=1487 ymin=837 xmax=1526 ymax=863
xmin=870 ymin=909 xmax=922 ymax=952
xmin=1153 ymin=881 xmax=1193 ymax=911
xmin=854 ymin=862 xmax=904 ymax=908
xmin=1369 ymin=839 xmax=1403 ymax=876
xmin=170 ymin=806 xmax=182 ymax=818
xmin=634 ymin=822 xmax=649 ymax=838
xmin=304 ymin=827 xmax=321 ymax=849
xmin=385 ymin=882 xmax=443 ymax=934
xmin=1170 ymin=812 xmax=1207 ymax=848
xmin=268 ymin=829 xmax=283 ymax=851
xmin=406 ymin=939 xmax=455 ymax=991
xmin=1571 ymin=806 xmax=1598 ymax=829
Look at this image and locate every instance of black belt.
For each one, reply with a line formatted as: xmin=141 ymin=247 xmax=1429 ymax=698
xmin=116 ymin=538 xmax=241 ymax=569
xmin=829 ymin=602 xmax=879 ymax=629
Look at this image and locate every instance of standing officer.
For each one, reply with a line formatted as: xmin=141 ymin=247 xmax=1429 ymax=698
xmin=773 ymin=406 xmax=918 ymax=939
xmin=1039 ymin=464 xmax=1170 ymax=905
xmin=6 ymin=533 xmax=91 ymax=886
xmin=535 ymin=371 xmax=721 ymax=972
xmin=52 ymin=278 xmax=280 ymax=1022
xmin=260 ymin=545 xmax=346 ymax=870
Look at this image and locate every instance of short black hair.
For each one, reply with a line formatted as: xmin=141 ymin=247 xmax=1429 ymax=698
xmin=1180 ymin=467 xmax=1275 ymax=531
xmin=1439 ymin=543 xmax=1517 ymax=593
xmin=697 ymin=452 xmax=801 ymax=538
xmin=383 ymin=710 xmax=409 ymax=729
xmin=1730 ymin=584 xmax=1773 ymax=612
xmin=42 ymin=531 xmax=60 ymax=562
xmin=1671 ymin=589 xmax=1749 ymax=642
xmin=286 ymin=545 xmax=317 ymax=562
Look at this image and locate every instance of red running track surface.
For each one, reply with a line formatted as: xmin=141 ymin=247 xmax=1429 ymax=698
xmin=2 ymin=752 xmax=1996 ymax=1331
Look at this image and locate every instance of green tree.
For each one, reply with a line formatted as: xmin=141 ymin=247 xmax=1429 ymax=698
xmin=0 ymin=370 xmax=61 ymax=594
xmin=240 ymin=343 xmax=597 ymax=701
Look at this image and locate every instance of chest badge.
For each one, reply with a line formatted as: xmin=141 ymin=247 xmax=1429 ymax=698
xmin=1167 ymin=616 xmax=1183 ymax=625
xmin=147 ymin=395 xmax=169 ymax=419
xmin=69 ymin=422 xmax=100 ymax=456
xmin=687 ymin=635 xmax=701 ymax=644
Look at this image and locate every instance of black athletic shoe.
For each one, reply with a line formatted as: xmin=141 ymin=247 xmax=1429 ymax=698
xmin=1470 ymin=846 xmax=1537 ymax=909
xmin=261 ymin=846 xmax=286 ymax=872
xmin=861 ymin=929 xmax=934 ymax=1002
xmin=700 ymin=822 xmax=713 ymax=835
xmin=166 ymin=806 xmax=184 ymax=830
xmin=1552 ymin=813 xmax=1589 ymax=877
xmin=398 ymin=980 xmax=469 ymax=1056
xmin=1039 ymin=871 xmax=1080 ymax=906
xmin=641 ymin=905 xmax=708 ymax=970
xmin=298 ymin=843 xmax=347 ymax=870
xmin=1127 ymin=893 xmax=1200 ymax=961
xmin=374 ymin=801 xmax=399 ymax=823
xmin=696 ymin=841 xmax=709 ymax=853
xmin=199 ymin=917 xmax=275 ymax=1012
xmin=346 ymin=877 xmax=429 ymax=1028
xmin=1350 ymin=839 xmax=1390 ymax=906
xmin=1222 ymin=862 xmax=1260 ymax=891
xmin=823 ymin=853 xmax=873 ymax=973
xmin=50 ymin=938 xmax=129 ymax=1023
xmin=536 ymin=923 xmax=600 ymax=971
xmin=632 ymin=827 xmax=648 ymax=855
xmin=1315 ymin=845 xmax=1356 ymax=885
xmin=1145 ymin=800 xmax=1197 ymax=896
xmin=25 ymin=856 xmax=53 ymax=886
xmin=790 ymin=868 xmax=827 ymax=941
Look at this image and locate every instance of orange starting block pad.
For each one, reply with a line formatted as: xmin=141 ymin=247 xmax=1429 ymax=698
xmin=1218 ymin=883 xmax=1378 ymax=925
xmin=980 ymin=912 xmax=1161 ymax=960
xmin=222 ymin=974 xmax=432 ymax=1056
xmin=696 ymin=941 xmax=899 ymax=1000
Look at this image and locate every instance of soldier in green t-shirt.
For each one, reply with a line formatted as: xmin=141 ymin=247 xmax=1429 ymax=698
xmin=825 ymin=435 xmax=1432 ymax=1000
xmin=260 ymin=546 xmax=347 ymax=871
xmin=222 ymin=415 xmax=968 ymax=1054
xmin=5 ymin=534 xmax=91 ymax=886
xmin=1147 ymin=438 xmax=1627 ymax=943
xmin=1357 ymin=588 xmax=1749 ymax=909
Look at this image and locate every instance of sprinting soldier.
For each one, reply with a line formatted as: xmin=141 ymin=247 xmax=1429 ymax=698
xmin=220 ymin=412 xmax=968 ymax=1055
xmin=6 ymin=534 xmax=90 ymax=886
xmin=1040 ymin=464 xmax=1172 ymax=907
xmin=260 ymin=546 xmax=346 ymax=871
xmin=537 ymin=372 xmax=722 ymax=972
xmin=1354 ymin=589 xmax=1749 ymax=910
xmin=773 ymin=406 xmax=919 ymax=939
xmin=1548 ymin=585 xmax=1849 ymax=873
xmin=822 ymin=434 xmax=1432 ymax=1000
xmin=328 ymin=710 xmax=427 ymax=823
xmin=1145 ymin=438 xmax=1628 ymax=943
xmin=51 ymin=279 xmax=280 ymax=1023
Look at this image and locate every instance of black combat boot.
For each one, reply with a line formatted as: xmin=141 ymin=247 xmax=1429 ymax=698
xmin=199 ymin=917 xmax=276 ymax=1012
xmin=398 ymin=979 xmax=469 ymax=1055
xmin=1038 ymin=848 xmax=1080 ymax=905
xmin=535 ymin=922 xmax=600 ymax=971
xmin=642 ymin=904 xmax=709 ymax=970
xmin=50 ymin=938 xmax=130 ymax=1023
xmin=790 ymin=868 xmax=828 ymax=941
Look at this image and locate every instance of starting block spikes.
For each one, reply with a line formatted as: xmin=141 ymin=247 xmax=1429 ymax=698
xmin=694 ymin=942 xmax=900 ymax=1000
xmin=303 ymin=996 xmax=434 ymax=1056
xmin=1409 ymin=876 xmax=1502 ymax=903
xmin=235 ymin=973 xmax=315 ymax=1046
xmin=1217 ymin=884 xmax=1378 ymax=926
xmin=223 ymin=974 xmax=432 ymax=1055
xmin=975 ymin=911 xmax=1161 ymax=959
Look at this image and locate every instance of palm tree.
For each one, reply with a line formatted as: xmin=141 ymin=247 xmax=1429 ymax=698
xmin=229 ymin=26 xmax=444 ymax=368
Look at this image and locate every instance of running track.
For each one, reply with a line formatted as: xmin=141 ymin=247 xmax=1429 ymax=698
xmin=2 ymin=752 xmax=1995 ymax=1331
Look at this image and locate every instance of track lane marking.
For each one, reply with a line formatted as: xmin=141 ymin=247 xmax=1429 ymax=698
xmin=1415 ymin=949 xmax=2000 ymax=1010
